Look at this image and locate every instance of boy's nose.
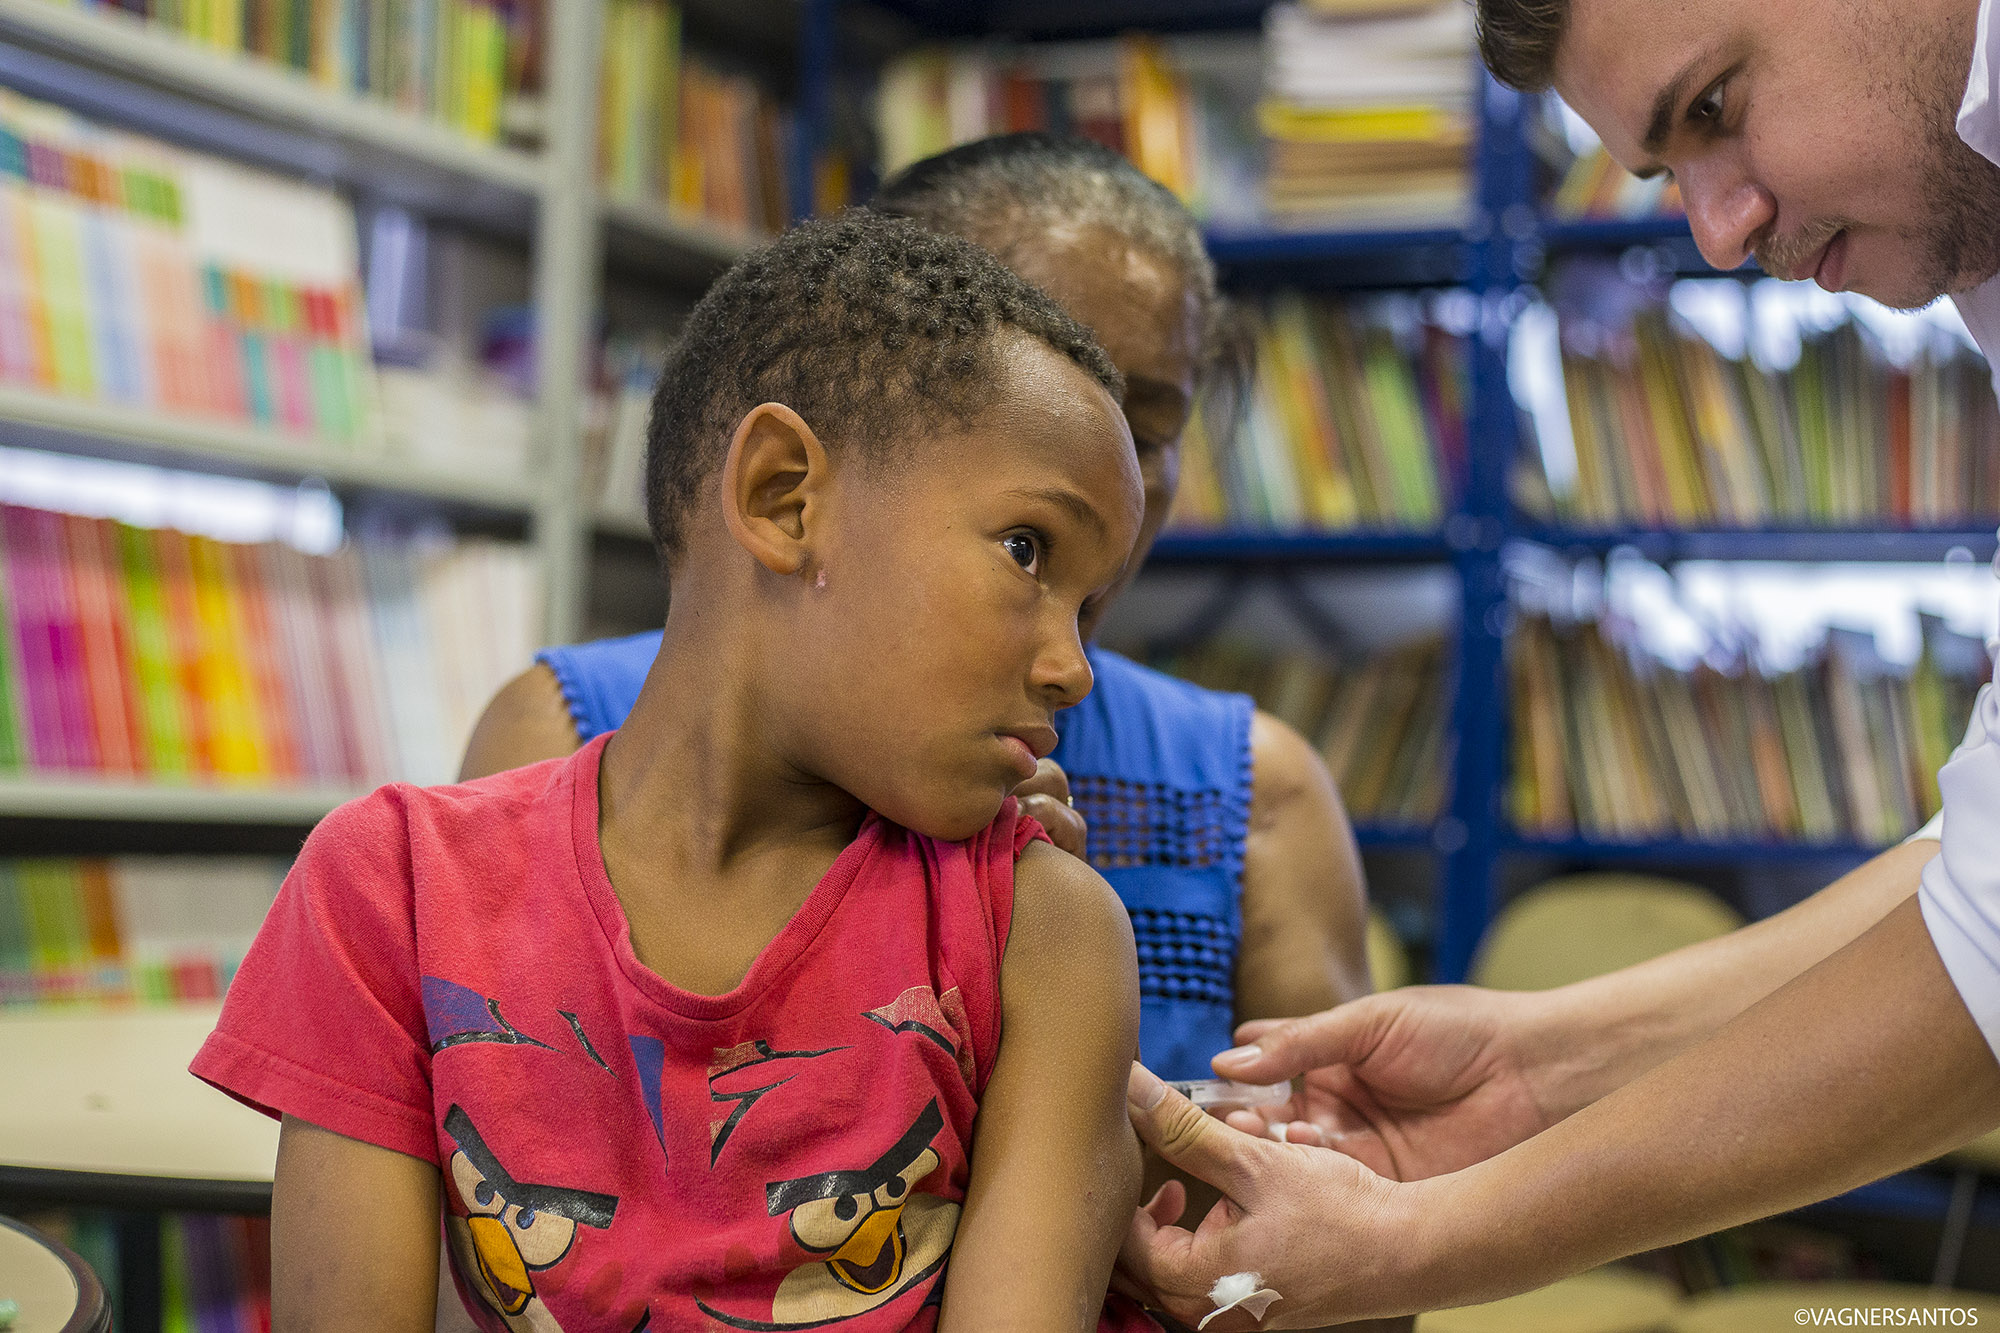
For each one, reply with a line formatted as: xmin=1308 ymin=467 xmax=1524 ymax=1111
xmin=1034 ymin=627 xmax=1095 ymax=709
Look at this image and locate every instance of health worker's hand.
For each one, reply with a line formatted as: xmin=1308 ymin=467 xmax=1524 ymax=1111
xmin=1209 ymin=986 xmax=1562 ymax=1181
xmin=1015 ymin=757 xmax=1086 ymax=859
xmin=1119 ymin=1065 xmax=1425 ymax=1328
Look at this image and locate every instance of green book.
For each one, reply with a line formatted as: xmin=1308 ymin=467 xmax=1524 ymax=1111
xmin=115 ymin=522 xmax=193 ymax=778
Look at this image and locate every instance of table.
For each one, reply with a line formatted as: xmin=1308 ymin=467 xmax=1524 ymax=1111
xmin=0 ymin=1005 xmax=276 ymax=1333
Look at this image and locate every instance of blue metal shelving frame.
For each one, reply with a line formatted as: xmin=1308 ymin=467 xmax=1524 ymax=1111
xmin=1514 ymin=523 xmax=2000 ymax=564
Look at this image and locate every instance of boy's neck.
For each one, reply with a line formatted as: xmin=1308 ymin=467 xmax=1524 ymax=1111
xmin=596 ymin=598 xmax=866 ymax=888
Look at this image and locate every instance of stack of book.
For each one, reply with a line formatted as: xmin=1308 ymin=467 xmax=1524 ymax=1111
xmin=0 ymin=87 xmax=377 ymax=445
xmin=1170 ymin=294 xmax=1463 ymax=531
xmin=1510 ymin=612 xmax=1989 ymax=846
xmin=872 ymin=36 xmax=1263 ymax=229
xmin=1257 ymin=1 xmax=1473 ymax=229
xmin=0 ymin=855 xmax=283 ymax=1006
xmin=55 ymin=0 xmax=539 ymax=145
xmin=1529 ymin=311 xmax=2000 ymax=527
xmin=599 ymin=0 xmax=793 ymax=234
xmin=18 ymin=1209 xmax=271 ymax=1331
xmin=1549 ymin=143 xmax=1684 ymax=220
xmin=1146 ymin=636 xmax=1450 ymax=826
xmin=0 ymin=503 xmax=542 ymax=789
xmin=590 ymin=328 xmax=667 ymax=527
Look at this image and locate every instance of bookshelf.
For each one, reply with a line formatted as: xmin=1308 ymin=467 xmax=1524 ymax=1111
xmin=849 ymin=0 xmax=1998 ymax=997
xmin=0 ymin=776 xmax=358 ymax=824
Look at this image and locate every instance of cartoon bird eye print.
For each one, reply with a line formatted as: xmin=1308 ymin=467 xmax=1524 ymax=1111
xmin=784 ymin=1147 xmax=939 ymax=1296
xmin=451 ymin=1151 xmax=581 ymax=1287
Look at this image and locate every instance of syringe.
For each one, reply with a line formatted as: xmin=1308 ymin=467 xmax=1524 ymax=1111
xmin=1166 ymin=1078 xmax=1291 ymax=1110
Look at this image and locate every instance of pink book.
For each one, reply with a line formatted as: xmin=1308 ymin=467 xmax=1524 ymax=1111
xmin=0 ymin=506 xmax=62 ymax=768
xmin=30 ymin=507 xmax=100 ymax=772
xmin=257 ymin=542 xmax=341 ymax=784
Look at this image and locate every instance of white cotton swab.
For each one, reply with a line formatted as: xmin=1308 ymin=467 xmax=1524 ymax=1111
xmin=1197 ymin=1271 xmax=1284 ymax=1329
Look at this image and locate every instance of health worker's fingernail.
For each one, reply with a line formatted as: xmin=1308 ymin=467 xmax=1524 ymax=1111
xmin=1214 ymin=1044 xmax=1260 ymax=1067
xmin=1128 ymin=1064 xmax=1167 ymax=1111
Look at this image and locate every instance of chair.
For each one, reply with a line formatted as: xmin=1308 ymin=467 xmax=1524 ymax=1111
xmin=1470 ymin=874 xmax=1744 ymax=992
xmin=1668 ymin=1281 xmax=2000 ymax=1331
xmin=1368 ymin=906 xmax=1410 ymax=990
xmin=0 ymin=1215 xmax=110 ymax=1333
xmin=1418 ymin=1266 xmax=1682 ymax=1333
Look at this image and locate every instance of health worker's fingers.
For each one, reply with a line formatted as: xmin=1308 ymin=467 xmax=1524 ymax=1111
xmin=1213 ymin=1000 xmax=1387 ymax=1083
xmin=1015 ymin=758 xmax=1087 ymax=858
xmin=1129 ymin=1065 xmax=1266 ymax=1205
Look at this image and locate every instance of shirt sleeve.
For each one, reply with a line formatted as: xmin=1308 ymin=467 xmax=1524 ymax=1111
xmin=190 ymin=786 xmax=439 ymax=1162
xmin=1918 ymin=683 xmax=2000 ymax=1061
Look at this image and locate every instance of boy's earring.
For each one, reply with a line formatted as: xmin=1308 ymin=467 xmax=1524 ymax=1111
xmin=814 ymin=567 xmax=828 ymax=590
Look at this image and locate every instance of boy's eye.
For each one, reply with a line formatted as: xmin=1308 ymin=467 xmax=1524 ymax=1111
xmin=1003 ymin=533 xmax=1042 ymax=574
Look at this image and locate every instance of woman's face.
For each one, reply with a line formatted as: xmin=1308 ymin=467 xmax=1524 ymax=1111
xmin=998 ymin=222 xmax=1203 ymax=637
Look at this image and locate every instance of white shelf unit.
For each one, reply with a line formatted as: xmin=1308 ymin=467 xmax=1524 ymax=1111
xmin=0 ymin=0 xmax=771 ymax=660
xmin=0 ymin=386 xmax=540 ymax=513
xmin=0 ymin=775 xmax=363 ymax=824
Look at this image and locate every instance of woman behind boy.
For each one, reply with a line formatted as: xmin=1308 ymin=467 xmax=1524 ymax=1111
xmin=196 ymin=213 xmax=1161 ymax=1331
xmin=465 ymin=134 xmax=1375 ymax=1088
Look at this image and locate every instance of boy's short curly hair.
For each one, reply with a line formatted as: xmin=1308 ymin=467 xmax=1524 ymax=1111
xmin=644 ymin=209 xmax=1125 ymax=561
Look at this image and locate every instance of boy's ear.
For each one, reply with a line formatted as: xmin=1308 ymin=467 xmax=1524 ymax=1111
xmin=719 ymin=402 xmax=829 ymax=577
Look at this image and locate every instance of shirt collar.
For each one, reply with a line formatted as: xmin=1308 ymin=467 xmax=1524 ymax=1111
xmin=1961 ymin=0 xmax=2000 ymax=166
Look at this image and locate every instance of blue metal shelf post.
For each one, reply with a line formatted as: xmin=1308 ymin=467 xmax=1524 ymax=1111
xmin=1436 ymin=67 xmax=1537 ymax=984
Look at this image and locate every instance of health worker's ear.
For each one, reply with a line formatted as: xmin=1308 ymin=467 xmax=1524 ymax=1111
xmin=718 ymin=402 xmax=830 ymax=578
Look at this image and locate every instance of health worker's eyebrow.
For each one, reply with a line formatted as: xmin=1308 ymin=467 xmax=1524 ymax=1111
xmin=1005 ymin=485 xmax=1108 ymax=538
xmin=1633 ymin=48 xmax=1718 ymax=175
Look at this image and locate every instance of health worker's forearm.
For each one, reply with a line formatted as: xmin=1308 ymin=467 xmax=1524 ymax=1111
xmin=1523 ymin=839 xmax=1938 ymax=1120
xmin=1403 ymin=893 xmax=2000 ymax=1313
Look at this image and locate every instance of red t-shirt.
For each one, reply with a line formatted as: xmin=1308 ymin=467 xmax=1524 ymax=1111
xmin=193 ymin=734 xmax=1156 ymax=1332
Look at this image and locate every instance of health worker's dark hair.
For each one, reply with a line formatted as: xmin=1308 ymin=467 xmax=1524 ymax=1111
xmin=644 ymin=209 xmax=1123 ymax=561
xmin=1472 ymin=0 xmax=1569 ymax=91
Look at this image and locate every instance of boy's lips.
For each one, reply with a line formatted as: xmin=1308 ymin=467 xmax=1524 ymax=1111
xmin=996 ymin=725 xmax=1059 ymax=780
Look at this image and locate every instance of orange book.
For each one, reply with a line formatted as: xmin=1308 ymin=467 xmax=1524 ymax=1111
xmin=226 ymin=539 xmax=301 ymax=782
xmin=74 ymin=860 xmax=122 ymax=964
xmin=1888 ymin=368 xmax=1912 ymax=523
xmin=151 ymin=527 xmax=219 ymax=776
xmin=61 ymin=512 xmax=142 ymax=777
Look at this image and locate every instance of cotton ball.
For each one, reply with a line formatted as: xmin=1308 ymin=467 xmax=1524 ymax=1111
xmin=1197 ymin=1271 xmax=1283 ymax=1329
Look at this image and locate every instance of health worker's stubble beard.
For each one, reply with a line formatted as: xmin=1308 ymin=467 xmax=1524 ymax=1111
xmin=1755 ymin=2 xmax=2000 ymax=308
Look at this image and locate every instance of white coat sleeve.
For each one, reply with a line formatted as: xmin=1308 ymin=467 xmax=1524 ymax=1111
xmin=1918 ymin=682 xmax=2000 ymax=1060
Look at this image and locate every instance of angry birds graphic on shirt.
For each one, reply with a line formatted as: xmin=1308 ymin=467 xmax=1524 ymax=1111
xmin=442 ymin=1104 xmax=619 ymax=1333
xmin=695 ymin=1099 xmax=960 ymax=1329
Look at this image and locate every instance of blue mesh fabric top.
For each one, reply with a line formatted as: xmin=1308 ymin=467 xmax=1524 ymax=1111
xmin=537 ymin=635 xmax=1255 ymax=1079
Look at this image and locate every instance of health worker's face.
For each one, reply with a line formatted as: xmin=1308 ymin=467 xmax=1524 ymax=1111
xmin=1555 ymin=0 xmax=2000 ymax=308
xmin=792 ymin=335 xmax=1143 ymax=842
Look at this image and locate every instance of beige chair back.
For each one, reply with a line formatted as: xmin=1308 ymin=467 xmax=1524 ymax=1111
xmin=1472 ymin=874 xmax=1744 ymax=992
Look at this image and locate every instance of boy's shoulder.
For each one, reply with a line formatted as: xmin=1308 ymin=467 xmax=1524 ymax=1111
xmin=306 ymin=750 xmax=579 ymax=875
xmin=1008 ymin=838 xmax=1134 ymax=965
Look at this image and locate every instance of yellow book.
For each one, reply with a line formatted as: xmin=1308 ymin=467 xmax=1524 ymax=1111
xmin=1258 ymin=101 xmax=1469 ymax=145
xmin=1266 ymin=297 xmax=1360 ymax=527
xmin=184 ymin=535 xmax=269 ymax=779
xmin=1117 ymin=37 xmax=1194 ymax=201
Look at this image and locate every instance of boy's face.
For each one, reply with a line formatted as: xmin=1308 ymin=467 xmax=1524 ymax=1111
xmin=781 ymin=335 xmax=1142 ymax=842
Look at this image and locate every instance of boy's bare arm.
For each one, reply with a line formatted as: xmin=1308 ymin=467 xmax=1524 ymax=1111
xmin=272 ymin=1116 xmax=442 ymax=1333
xmin=940 ymin=839 xmax=1144 ymax=1332
xmin=459 ymin=665 xmax=584 ymax=780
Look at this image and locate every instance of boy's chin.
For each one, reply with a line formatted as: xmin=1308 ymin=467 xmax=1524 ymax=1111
xmin=868 ymin=787 xmax=1009 ymax=844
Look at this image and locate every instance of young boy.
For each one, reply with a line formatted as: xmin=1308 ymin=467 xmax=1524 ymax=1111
xmin=192 ymin=213 xmax=1156 ymax=1332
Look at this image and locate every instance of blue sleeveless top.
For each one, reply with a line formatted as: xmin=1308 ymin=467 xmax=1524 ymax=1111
xmin=537 ymin=635 xmax=1254 ymax=1079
